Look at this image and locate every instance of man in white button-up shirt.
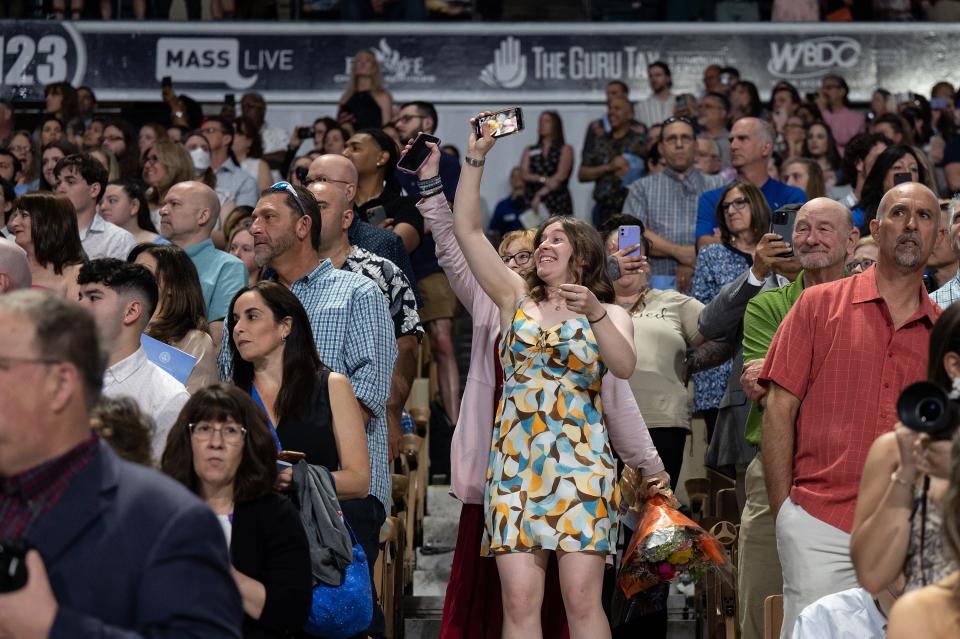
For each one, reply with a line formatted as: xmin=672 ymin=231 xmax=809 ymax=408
xmin=55 ymin=153 xmax=136 ymax=260
xmin=77 ymin=258 xmax=189 ymax=462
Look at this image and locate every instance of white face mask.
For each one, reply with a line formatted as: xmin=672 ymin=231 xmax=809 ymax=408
xmin=190 ymin=147 xmax=210 ymax=172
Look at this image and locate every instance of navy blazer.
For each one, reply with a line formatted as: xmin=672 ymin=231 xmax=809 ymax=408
xmin=26 ymin=440 xmax=243 ymax=638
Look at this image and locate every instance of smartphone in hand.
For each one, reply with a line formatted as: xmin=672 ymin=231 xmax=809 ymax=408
xmin=397 ymin=132 xmax=440 ymax=175
xmin=770 ymin=205 xmax=800 ymax=257
xmin=475 ymin=107 xmax=525 ymax=139
xmin=618 ymin=225 xmax=642 ymax=257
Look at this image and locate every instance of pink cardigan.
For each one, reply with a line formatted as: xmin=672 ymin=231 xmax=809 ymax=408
xmin=419 ymin=193 xmax=665 ymax=505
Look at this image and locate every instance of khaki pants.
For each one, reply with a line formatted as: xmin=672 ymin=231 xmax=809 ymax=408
xmin=737 ymin=454 xmax=782 ymax=639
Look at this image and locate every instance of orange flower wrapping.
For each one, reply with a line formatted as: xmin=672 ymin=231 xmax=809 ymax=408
xmin=618 ymin=493 xmax=728 ymax=599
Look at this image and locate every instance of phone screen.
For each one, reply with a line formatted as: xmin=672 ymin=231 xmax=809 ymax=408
xmin=475 ymin=107 xmax=525 ymax=139
xmin=893 ymin=172 xmax=913 ymax=185
xmin=397 ymin=133 xmax=440 ymax=174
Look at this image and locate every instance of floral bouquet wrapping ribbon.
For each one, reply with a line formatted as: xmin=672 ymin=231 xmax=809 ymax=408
xmin=617 ymin=467 xmax=732 ymax=599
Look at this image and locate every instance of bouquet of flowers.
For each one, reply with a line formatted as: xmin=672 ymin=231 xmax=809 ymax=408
xmin=617 ymin=469 xmax=731 ymax=599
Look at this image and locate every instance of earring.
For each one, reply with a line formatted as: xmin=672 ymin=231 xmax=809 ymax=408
xmin=281 ymin=334 xmax=287 ymax=343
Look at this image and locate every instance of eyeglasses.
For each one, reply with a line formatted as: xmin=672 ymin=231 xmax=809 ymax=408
xmin=200 ymin=126 xmax=224 ymax=136
xmin=268 ymin=181 xmax=307 ymax=217
xmin=8 ymin=145 xmax=31 ymax=154
xmin=0 ymin=355 xmax=61 ymax=371
xmin=721 ymin=197 xmax=750 ymax=213
xmin=396 ymin=114 xmax=423 ymax=124
xmin=661 ymin=115 xmax=694 ymax=128
xmin=143 ymin=154 xmax=160 ymax=165
xmin=303 ymin=175 xmax=351 ymax=188
xmin=189 ymin=421 xmax=247 ymax=444
xmin=500 ymin=250 xmax=532 ymax=266
xmin=846 ymin=258 xmax=876 ymax=273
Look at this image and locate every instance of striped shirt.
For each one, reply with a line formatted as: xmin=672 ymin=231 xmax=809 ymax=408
xmin=932 ymin=271 xmax=960 ymax=308
xmin=623 ymin=167 xmax=725 ymax=275
xmin=218 ymin=259 xmax=397 ymax=510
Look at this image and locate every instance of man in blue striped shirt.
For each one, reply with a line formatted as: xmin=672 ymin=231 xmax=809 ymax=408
xmin=218 ymin=182 xmax=396 ymax=638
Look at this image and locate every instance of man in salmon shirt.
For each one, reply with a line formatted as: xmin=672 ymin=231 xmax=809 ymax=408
xmin=759 ymin=182 xmax=942 ymax=636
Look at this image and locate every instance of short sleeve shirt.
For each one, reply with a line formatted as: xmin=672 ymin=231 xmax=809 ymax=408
xmin=582 ymin=129 xmax=646 ymax=219
xmin=184 ymin=239 xmax=248 ymax=322
xmin=759 ymin=268 xmax=939 ymax=532
xmin=695 ymin=178 xmax=806 ymax=240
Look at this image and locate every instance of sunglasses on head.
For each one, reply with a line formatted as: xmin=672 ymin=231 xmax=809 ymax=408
xmin=268 ymin=181 xmax=307 ymax=217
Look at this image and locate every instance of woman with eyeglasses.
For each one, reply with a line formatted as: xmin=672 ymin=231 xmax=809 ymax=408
xmin=6 ymin=130 xmax=38 ymax=195
xmin=847 ymin=236 xmax=878 ymax=274
xmin=226 ymin=281 xmax=369 ymax=502
xmin=143 ymin=140 xmax=195 ymax=219
xmin=410 ymin=138 xmax=667 ymax=638
xmin=691 ymin=180 xmax=771 ymax=437
xmin=8 ymin=192 xmax=86 ymax=298
xmin=161 ymin=383 xmax=313 ymax=638
xmin=345 ymin=128 xmax=423 ymax=254
xmin=519 ymin=111 xmax=574 ymax=217
xmin=130 ymin=243 xmax=218 ymax=393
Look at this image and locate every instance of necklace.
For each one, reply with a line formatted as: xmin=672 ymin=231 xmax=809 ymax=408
xmin=546 ymin=286 xmax=563 ymax=311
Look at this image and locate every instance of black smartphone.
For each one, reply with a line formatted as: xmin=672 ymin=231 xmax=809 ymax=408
xmin=676 ymin=95 xmax=688 ymax=109
xmin=297 ymin=126 xmax=312 ymax=140
xmin=294 ymin=165 xmax=309 ymax=184
xmin=366 ymin=205 xmax=388 ymax=227
xmin=161 ymin=75 xmax=172 ymax=88
xmin=397 ymin=132 xmax=440 ymax=174
xmin=894 ymin=172 xmax=913 ymax=185
xmin=475 ymin=107 xmax=525 ymax=139
xmin=770 ymin=205 xmax=800 ymax=257
xmin=225 ymin=93 xmax=235 ymax=106
xmin=804 ymin=92 xmax=816 ymax=102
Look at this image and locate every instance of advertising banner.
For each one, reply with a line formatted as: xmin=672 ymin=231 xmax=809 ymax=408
xmin=0 ymin=21 xmax=956 ymax=103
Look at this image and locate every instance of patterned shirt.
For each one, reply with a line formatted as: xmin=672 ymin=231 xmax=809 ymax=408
xmin=343 ymin=246 xmax=423 ymax=341
xmin=348 ymin=217 xmax=422 ymax=307
xmin=932 ymin=270 xmax=960 ymax=308
xmin=79 ymin=212 xmax=137 ymax=260
xmin=691 ymin=243 xmax=752 ymax=412
xmin=218 ymin=259 xmax=397 ymax=510
xmin=0 ymin=434 xmax=100 ymax=539
xmin=581 ymin=129 xmax=646 ymax=221
xmin=760 ymin=268 xmax=939 ymax=532
xmin=623 ymin=167 xmax=725 ymax=275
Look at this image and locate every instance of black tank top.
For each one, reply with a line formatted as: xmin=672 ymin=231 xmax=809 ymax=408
xmin=340 ymin=90 xmax=382 ymax=131
xmin=275 ymin=369 xmax=340 ymax=472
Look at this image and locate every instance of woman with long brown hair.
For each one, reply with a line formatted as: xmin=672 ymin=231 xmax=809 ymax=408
xmin=519 ymin=111 xmax=574 ymax=217
xmin=143 ymin=140 xmax=195 ymax=217
xmin=8 ymin=192 xmax=86 ymax=298
xmin=454 ymin=114 xmax=636 ymax=639
xmin=129 ymin=243 xmax=218 ymax=393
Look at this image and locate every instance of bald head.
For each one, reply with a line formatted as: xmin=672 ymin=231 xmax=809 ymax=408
xmin=0 ymin=238 xmax=30 ymax=292
xmin=794 ymin=198 xmax=859 ymax=272
xmin=159 ymin=180 xmax=222 ymax=246
xmin=799 ymin=197 xmax=854 ymax=230
xmin=872 ymin=182 xmax=940 ymax=272
xmin=307 ymin=154 xmax=358 ymax=205
xmin=877 ymin=182 xmax=940 ymax=225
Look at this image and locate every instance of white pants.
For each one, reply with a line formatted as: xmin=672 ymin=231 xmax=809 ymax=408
xmin=775 ymin=497 xmax=858 ymax=639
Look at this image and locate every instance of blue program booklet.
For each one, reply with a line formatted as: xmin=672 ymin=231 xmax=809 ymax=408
xmin=140 ymin=334 xmax=198 ymax=385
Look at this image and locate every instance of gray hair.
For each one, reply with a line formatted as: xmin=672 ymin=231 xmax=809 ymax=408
xmin=0 ymin=290 xmax=106 ymax=410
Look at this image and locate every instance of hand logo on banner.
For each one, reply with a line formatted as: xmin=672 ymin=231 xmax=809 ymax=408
xmin=480 ymin=36 xmax=527 ymax=89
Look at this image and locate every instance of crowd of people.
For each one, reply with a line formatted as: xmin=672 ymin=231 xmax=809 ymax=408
xmin=4 ymin=37 xmax=960 ymax=639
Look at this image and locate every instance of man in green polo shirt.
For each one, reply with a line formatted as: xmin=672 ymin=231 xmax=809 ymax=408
xmin=736 ymin=198 xmax=859 ymax=639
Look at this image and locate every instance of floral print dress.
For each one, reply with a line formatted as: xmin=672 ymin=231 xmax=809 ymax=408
xmin=482 ymin=300 xmax=620 ymax=556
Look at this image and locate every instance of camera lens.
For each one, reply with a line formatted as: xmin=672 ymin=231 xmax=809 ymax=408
xmin=918 ymin=399 xmax=943 ymax=424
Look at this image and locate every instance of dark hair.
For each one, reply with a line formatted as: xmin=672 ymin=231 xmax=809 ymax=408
xmin=607 ymin=80 xmax=629 ymax=96
xmin=802 ymin=121 xmax=843 ymax=172
xmin=13 ymin=192 xmax=86 ymax=274
xmin=842 ymin=132 xmax=893 ymax=188
xmin=223 ymin=205 xmax=254 ymax=243
xmin=313 ymin=116 xmax=338 ymax=134
xmin=856 ymin=145 xmax=928 ymax=225
xmin=0 ymin=176 xmax=14 ymax=210
xmin=38 ymin=140 xmax=74 ymax=191
xmin=54 ymin=153 xmax=109 ymax=204
xmin=797 ymin=101 xmax=824 ymax=126
xmin=38 ymin=114 xmax=65 ymax=137
xmin=0 ymin=147 xmax=22 ymax=177
xmin=234 ymin=116 xmax=264 ymax=159
xmin=127 ymin=243 xmax=208 ymax=343
xmin=538 ymin=111 xmax=566 ymax=147
xmin=782 ymin=157 xmax=826 ymax=200
xmin=704 ymin=91 xmax=731 ymax=114
xmin=92 ymin=395 xmax=155 ymax=466
xmin=108 ymin=179 xmax=156 ymax=233
xmin=599 ymin=213 xmax=652 ymax=256
xmin=648 ymin=60 xmax=672 ymax=78
xmin=77 ymin=258 xmax=159 ymax=322
xmin=872 ymin=113 xmax=915 ymax=146
xmin=927 ymin=303 xmax=960 ymax=391
xmin=715 ymin=180 xmax=771 ymax=246
xmin=525 ymin=216 xmax=614 ymax=304
xmin=771 ymin=82 xmax=801 ymax=110
xmin=719 ymin=66 xmax=740 ymax=81
xmin=227 ymin=281 xmax=324 ymax=423
xmin=44 ymin=81 xmax=78 ymax=121
xmin=823 ymin=74 xmax=851 ymax=106
xmin=202 ymin=115 xmax=235 ymax=139
xmin=440 ymin=144 xmax=460 ymax=161
xmin=399 ymin=100 xmax=439 ymax=133
xmin=258 ymin=183 xmax=321 ymax=250
xmin=322 ymin=125 xmax=346 ymax=151
xmin=102 ymin=119 xmax=140 ymax=180
xmin=356 ymin=128 xmax=399 ymax=190
xmin=735 ymin=81 xmax=763 ymax=118
xmin=0 ymin=289 xmax=105 ymax=410
xmin=900 ymin=105 xmax=934 ymax=147
xmin=161 ymin=383 xmax=278 ymax=503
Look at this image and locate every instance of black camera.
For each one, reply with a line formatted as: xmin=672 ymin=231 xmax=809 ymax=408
xmin=297 ymin=127 xmax=312 ymax=140
xmin=0 ymin=539 xmax=30 ymax=593
xmin=897 ymin=381 xmax=959 ymax=440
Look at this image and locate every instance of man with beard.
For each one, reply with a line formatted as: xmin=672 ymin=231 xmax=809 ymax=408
xmin=759 ymin=182 xmax=942 ymax=635
xmin=734 ymin=198 xmax=859 ymax=639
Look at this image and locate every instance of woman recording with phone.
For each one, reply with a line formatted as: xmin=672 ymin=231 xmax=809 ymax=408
xmin=851 ymin=303 xmax=960 ymax=596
